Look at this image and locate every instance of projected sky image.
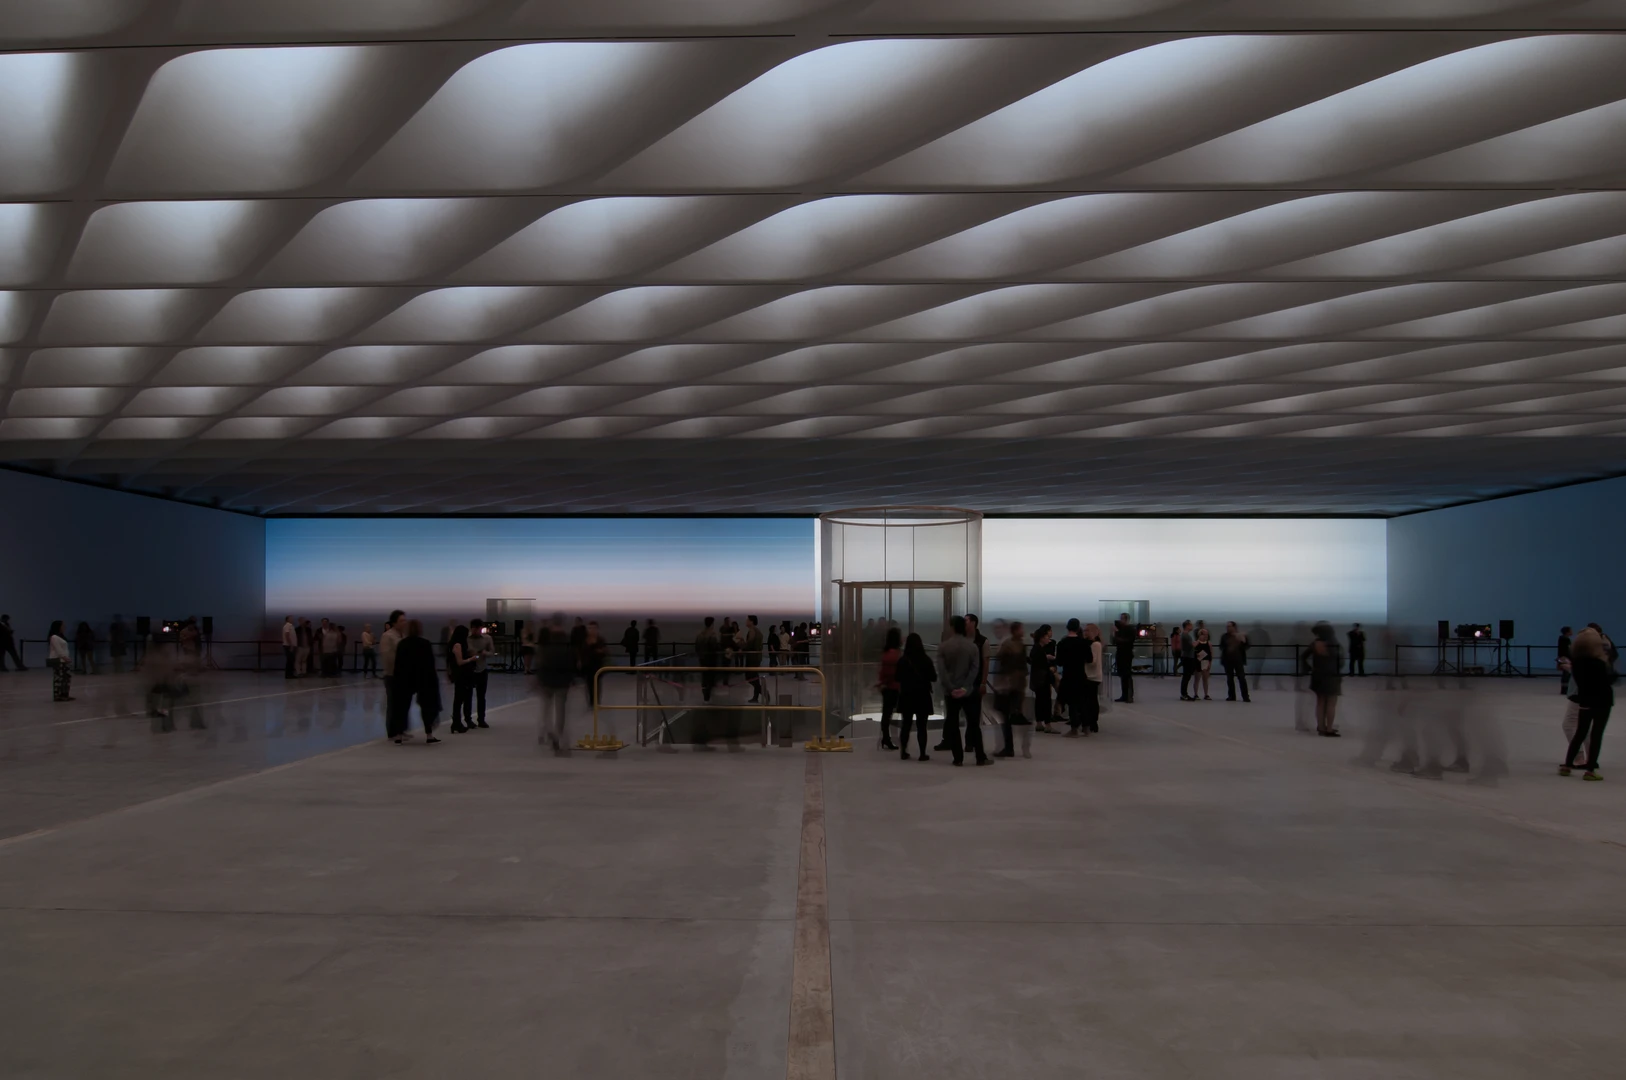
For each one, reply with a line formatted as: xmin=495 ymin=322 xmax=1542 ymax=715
xmin=266 ymin=517 xmax=816 ymax=622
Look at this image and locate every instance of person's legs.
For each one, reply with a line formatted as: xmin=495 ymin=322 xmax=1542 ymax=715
xmin=1561 ymin=668 xmax=1572 ymax=695
xmin=1082 ymin=681 xmax=1100 ymax=733
xmin=998 ymin=709 xmax=1015 ymax=757
xmin=943 ymin=697 xmax=966 ymax=764
xmin=1238 ymin=665 xmax=1251 ymax=702
xmin=284 ymin=646 xmax=296 ymax=679
xmin=1119 ymin=659 xmax=1134 ymax=703
xmin=1564 ymin=708 xmax=1594 ymax=770
xmin=1020 ymin=724 xmax=1033 ymax=758
xmin=880 ymin=687 xmax=898 ymax=748
xmin=1585 ymin=707 xmax=1611 ymax=773
xmin=473 ymin=670 xmax=489 ymax=726
xmin=1197 ymin=669 xmax=1210 ymax=698
xmin=964 ymin=694 xmax=989 ymax=762
xmin=1034 ymin=686 xmax=1052 ymax=731
xmin=452 ymin=680 xmax=472 ymax=730
xmin=1179 ymin=660 xmax=1193 ymax=699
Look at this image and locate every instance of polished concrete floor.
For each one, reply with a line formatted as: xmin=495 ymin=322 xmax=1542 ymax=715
xmin=2 ymin=669 xmax=1623 ymax=1078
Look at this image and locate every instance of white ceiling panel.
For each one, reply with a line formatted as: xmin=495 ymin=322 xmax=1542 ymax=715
xmin=4 ymin=12 xmax=1626 ymax=513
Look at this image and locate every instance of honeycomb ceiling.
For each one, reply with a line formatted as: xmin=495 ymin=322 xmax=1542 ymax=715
xmin=5 ymin=1 xmax=1626 ymax=514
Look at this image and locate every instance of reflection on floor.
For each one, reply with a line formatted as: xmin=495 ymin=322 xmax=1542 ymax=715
xmin=2 ymin=673 xmax=1623 ymax=1078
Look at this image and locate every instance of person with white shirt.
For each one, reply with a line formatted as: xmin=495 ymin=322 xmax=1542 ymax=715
xmin=360 ymin=623 xmax=378 ymax=678
xmin=48 ymin=620 xmax=73 ymax=701
xmin=282 ymin=616 xmax=296 ymax=679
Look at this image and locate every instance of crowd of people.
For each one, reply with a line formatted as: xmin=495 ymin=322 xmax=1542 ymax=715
xmin=279 ymin=616 xmax=364 ymax=679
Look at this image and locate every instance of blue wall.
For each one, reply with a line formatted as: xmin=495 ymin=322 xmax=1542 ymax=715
xmin=1387 ymin=476 xmax=1626 ymax=650
xmin=0 ymin=469 xmax=267 ymax=646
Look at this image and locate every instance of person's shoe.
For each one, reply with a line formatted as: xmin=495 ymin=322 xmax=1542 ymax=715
xmin=933 ymin=742 xmax=949 ymax=751
xmin=918 ymin=754 xmax=930 ymax=762
xmin=1203 ymin=695 xmax=1212 ymax=701
xmin=1113 ymin=697 xmax=1127 ymax=703
xmin=450 ymin=723 xmax=466 ymax=733
xmin=1585 ymin=771 xmax=1603 ymax=781
xmin=1444 ymin=759 xmax=1470 ymax=774
xmin=1065 ymin=729 xmax=1080 ymax=738
xmin=425 ymin=736 xmax=441 ymax=744
xmin=1022 ymin=749 xmax=1032 ymax=759
xmin=975 ymin=756 xmax=993 ymax=766
xmin=900 ymin=751 xmax=912 ymax=761
xmin=1413 ymin=765 xmax=1444 ymax=780
xmin=393 ymin=736 xmax=404 ymax=744
xmin=1327 ymin=729 xmax=1341 ymax=738
xmin=994 ymin=749 xmax=1015 ymax=758
xmin=880 ymin=741 xmax=898 ymax=751
xmin=1226 ymin=696 xmax=1236 ymax=701
xmin=951 ymin=759 xmax=963 ymax=767
xmin=1558 ymin=764 xmax=1573 ymax=776
xmin=475 ymin=720 xmax=490 ymax=729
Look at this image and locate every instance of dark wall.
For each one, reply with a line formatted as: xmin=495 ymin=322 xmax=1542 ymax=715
xmin=0 ymin=469 xmax=266 ymax=647
xmin=1387 ymin=476 xmax=1626 ymax=652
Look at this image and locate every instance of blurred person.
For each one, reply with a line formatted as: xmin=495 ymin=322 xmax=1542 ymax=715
xmin=994 ymin=622 xmax=1031 ymax=759
xmin=446 ymin=624 xmax=476 ymax=733
xmin=1411 ymin=676 xmax=1474 ymax=781
xmin=1221 ymin=621 xmax=1251 ymax=702
xmin=110 ymin=613 xmax=129 ymax=674
xmin=1249 ymin=622 xmax=1274 ymax=691
xmin=643 ymin=618 xmax=660 ymax=666
xmin=1561 ymin=624 xmax=1616 ymax=780
xmin=361 ymin=623 xmax=377 ymax=678
xmin=767 ymin=621 xmax=782 ymax=669
xmin=1347 ymin=623 xmax=1367 ymax=677
xmin=380 ymin=611 xmax=407 ymax=740
xmin=876 ymin=626 xmax=902 ymax=751
xmin=939 ymin=615 xmax=989 ymax=766
xmin=536 ymin=617 xmax=575 ymax=754
xmin=570 ymin=617 xmax=587 ymax=656
xmin=896 ymin=632 xmax=936 ymax=761
xmin=74 ymin=620 xmax=96 ymax=675
xmin=0 ymin=614 xmax=25 ymax=671
xmin=1178 ymin=620 xmax=1198 ymax=701
xmin=320 ymin=618 xmax=342 ymax=677
xmin=47 ymin=620 xmax=72 ymax=701
xmin=580 ymin=620 xmax=608 ymax=711
xmin=392 ymin=619 xmax=442 ymax=744
xmin=696 ymin=616 xmax=722 ymax=702
xmin=1030 ymin=624 xmax=1058 ymax=734
xmin=296 ymin=618 xmax=312 ymax=677
xmin=282 ymin=615 xmax=297 ymax=679
xmin=743 ymin=615 xmax=766 ymax=704
xmin=1193 ymin=628 xmax=1213 ymax=701
xmin=441 ymin=620 xmax=455 ymax=663
xmin=621 ymin=620 xmax=641 ymax=667
xmin=521 ymin=622 xmax=537 ymax=675
xmin=1165 ymin=625 xmax=1180 ymax=678
xmin=468 ymin=619 xmax=495 ymax=728
xmin=337 ymin=624 xmax=349 ymax=672
xmin=1112 ymin=613 xmax=1136 ymax=704
xmin=1558 ymin=625 xmax=1573 ymax=696
xmin=1309 ymin=622 xmax=1343 ymax=737
xmin=1055 ymin=619 xmax=1090 ymax=739
xmin=178 ymin=617 xmax=201 ymax=673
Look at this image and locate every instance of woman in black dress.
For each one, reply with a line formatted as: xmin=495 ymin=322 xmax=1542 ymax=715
xmin=447 ymin=624 xmax=476 ymax=733
xmin=895 ymin=632 xmax=936 ymax=761
xmin=1029 ymin=624 xmax=1057 ymax=733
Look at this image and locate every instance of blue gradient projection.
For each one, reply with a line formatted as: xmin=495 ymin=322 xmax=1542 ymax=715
xmin=265 ymin=518 xmax=816 ymax=623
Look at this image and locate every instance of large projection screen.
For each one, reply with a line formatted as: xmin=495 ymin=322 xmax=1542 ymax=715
xmin=981 ymin=518 xmax=1387 ymax=631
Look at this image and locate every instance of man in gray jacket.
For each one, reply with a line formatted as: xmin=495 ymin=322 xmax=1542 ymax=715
xmin=939 ymin=616 xmax=991 ymax=767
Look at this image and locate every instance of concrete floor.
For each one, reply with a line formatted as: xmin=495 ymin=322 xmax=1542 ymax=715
xmin=2 ymin=669 xmax=1624 ymax=1078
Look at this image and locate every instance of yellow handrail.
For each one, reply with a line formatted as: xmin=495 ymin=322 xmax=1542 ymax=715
xmin=583 ymin=666 xmax=847 ymax=752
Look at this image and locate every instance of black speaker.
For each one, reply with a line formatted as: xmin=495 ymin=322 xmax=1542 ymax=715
xmin=135 ymin=615 xmax=151 ymax=636
xmin=1437 ymin=620 xmax=1450 ymax=642
xmin=201 ymin=615 xmax=213 ymax=636
xmin=1500 ymin=619 xmax=1514 ymax=641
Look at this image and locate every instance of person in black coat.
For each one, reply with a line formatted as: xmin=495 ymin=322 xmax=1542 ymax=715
xmin=390 ymin=620 xmax=442 ymax=744
xmin=895 ymin=632 xmax=937 ymax=761
xmin=621 ymin=621 xmax=641 ymax=666
xmin=1030 ymin=625 xmax=1058 ymax=733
